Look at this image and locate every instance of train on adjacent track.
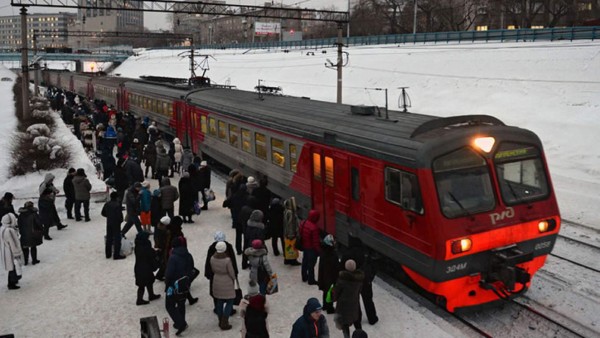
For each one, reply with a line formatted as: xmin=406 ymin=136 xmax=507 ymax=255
xmin=43 ymin=69 xmax=561 ymax=312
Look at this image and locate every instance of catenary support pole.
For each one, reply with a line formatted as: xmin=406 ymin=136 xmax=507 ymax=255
xmin=20 ymin=6 xmax=30 ymax=119
xmin=33 ymin=34 xmax=39 ymax=96
xmin=337 ymin=23 xmax=343 ymax=104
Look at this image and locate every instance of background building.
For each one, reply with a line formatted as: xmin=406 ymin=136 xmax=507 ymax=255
xmin=0 ymin=12 xmax=76 ymax=51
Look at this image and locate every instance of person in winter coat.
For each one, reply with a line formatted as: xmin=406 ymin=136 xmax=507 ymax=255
xmin=283 ymin=198 xmax=301 ymax=266
xmin=172 ymin=138 xmax=183 ymax=174
xmin=240 ymin=280 xmax=270 ymax=338
xmin=210 ymin=241 xmax=236 ymax=331
xmin=114 ymin=158 xmax=129 ymax=205
xmin=178 ymin=172 xmax=196 ymax=223
xmin=159 ymin=177 xmax=179 ymax=218
xmin=134 ymin=231 xmax=161 ymax=305
xmin=180 ymin=147 xmax=193 ymax=175
xmin=204 ymin=231 xmax=238 ymax=314
xmin=102 ymin=192 xmax=125 ymax=260
xmin=150 ymin=189 xmax=163 ymax=228
xmin=143 ymin=143 xmax=157 ymax=179
xmin=73 ymin=168 xmax=92 ymax=222
xmin=245 ymin=239 xmax=273 ymax=295
xmin=17 ymin=201 xmax=43 ymax=265
xmin=352 ymin=329 xmax=369 ymax=338
xmin=38 ymin=188 xmax=66 ymax=241
xmin=165 ymin=236 xmax=193 ymax=336
xmin=267 ymin=198 xmax=284 ymax=256
xmin=38 ymin=174 xmax=67 ymax=231
xmin=242 ymin=207 xmax=263 ymax=269
xmin=342 ymin=242 xmax=379 ymax=326
xmin=123 ymin=157 xmax=144 ymax=187
xmin=318 ymin=234 xmax=341 ymax=314
xmin=246 ymin=176 xmax=259 ymax=195
xmin=290 ymin=298 xmax=330 ymax=338
xmin=300 ymin=209 xmax=321 ymax=284
xmin=198 ymin=161 xmax=211 ymax=210
xmin=333 ymin=259 xmax=365 ymax=338
xmin=251 ymin=176 xmax=272 ymax=225
xmin=155 ymin=147 xmax=171 ymax=183
xmin=62 ymin=168 xmax=76 ymax=220
xmin=153 ymin=216 xmax=170 ymax=281
xmin=1 ymin=213 xmax=23 ymax=290
xmin=121 ymin=182 xmax=143 ymax=237
xmin=140 ymin=181 xmax=152 ymax=233
xmin=0 ymin=192 xmax=16 ymax=220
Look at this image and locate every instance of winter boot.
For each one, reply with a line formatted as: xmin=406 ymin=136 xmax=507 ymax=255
xmin=219 ymin=316 xmax=232 ymax=330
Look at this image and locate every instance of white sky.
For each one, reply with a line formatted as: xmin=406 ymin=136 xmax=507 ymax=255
xmin=0 ymin=40 xmax=599 ymax=337
xmin=0 ymin=0 xmax=349 ymax=31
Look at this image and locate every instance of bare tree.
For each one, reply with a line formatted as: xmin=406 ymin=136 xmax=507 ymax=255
xmin=544 ymin=0 xmax=575 ymax=27
xmin=417 ymin=0 xmax=445 ymax=32
xmin=436 ymin=0 xmax=485 ymax=31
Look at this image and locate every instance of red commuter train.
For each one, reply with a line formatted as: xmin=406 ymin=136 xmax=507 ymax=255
xmin=43 ymin=70 xmax=561 ymax=312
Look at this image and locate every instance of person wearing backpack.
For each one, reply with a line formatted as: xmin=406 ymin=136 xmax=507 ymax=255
xmin=210 ymin=241 xmax=236 ymax=330
xmin=245 ymin=239 xmax=273 ymax=295
xmin=165 ymin=236 xmax=193 ymax=336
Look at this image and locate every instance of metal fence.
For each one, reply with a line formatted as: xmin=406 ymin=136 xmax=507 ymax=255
xmin=193 ymin=26 xmax=599 ymax=50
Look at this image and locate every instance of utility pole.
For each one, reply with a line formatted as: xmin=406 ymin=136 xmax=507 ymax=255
xmin=20 ymin=6 xmax=30 ymax=119
xmin=337 ymin=23 xmax=343 ymax=104
xmin=33 ymin=33 xmax=39 ymax=96
xmin=413 ymin=0 xmax=418 ymax=35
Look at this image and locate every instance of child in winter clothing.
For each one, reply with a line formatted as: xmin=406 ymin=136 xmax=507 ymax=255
xmin=244 ymin=239 xmax=273 ymax=295
xmin=239 ymin=280 xmax=270 ymax=338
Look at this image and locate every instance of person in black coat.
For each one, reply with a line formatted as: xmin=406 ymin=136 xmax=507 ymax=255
xmin=101 ymin=150 xmax=116 ymax=182
xmin=121 ymin=182 xmax=143 ymax=237
xmin=239 ymin=198 xmax=259 ymax=268
xmin=17 ymin=201 xmax=43 ymax=265
xmin=143 ymin=143 xmax=157 ymax=179
xmin=114 ymin=158 xmax=129 ymax=205
xmin=198 ymin=161 xmax=211 ymax=210
xmin=134 ymin=231 xmax=161 ymax=305
xmin=290 ymin=298 xmax=330 ymax=338
xmin=342 ymin=242 xmax=379 ymax=326
xmin=252 ymin=176 xmax=272 ymax=224
xmin=178 ymin=172 xmax=196 ymax=223
xmin=0 ymin=192 xmax=16 ymax=221
xmin=38 ymin=189 xmax=59 ymax=240
xmin=101 ymin=192 xmax=125 ymax=260
xmin=204 ymin=231 xmax=238 ymax=314
xmin=165 ymin=237 xmax=193 ymax=336
xmin=318 ymin=234 xmax=341 ymax=314
xmin=62 ymin=168 xmax=76 ymax=220
xmin=123 ymin=157 xmax=144 ymax=187
xmin=267 ymin=198 xmax=284 ymax=256
xmin=334 ymin=260 xmax=365 ymax=338
xmin=150 ymin=189 xmax=163 ymax=227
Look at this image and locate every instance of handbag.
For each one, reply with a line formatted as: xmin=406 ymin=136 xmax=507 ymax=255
xmin=325 ymin=284 xmax=335 ymax=304
xmin=193 ymin=201 xmax=202 ymax=215
xmin=266 ymin=273 xmax=279 ymax=295
xmin=234 ymin=278 xmax=243 ymax=305
xmin=204 ymin=188 xmax=216 ymax=201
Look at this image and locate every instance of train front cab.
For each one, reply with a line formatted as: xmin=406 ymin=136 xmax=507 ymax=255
xmin=401 ymin=131 xmax=560 ymax=313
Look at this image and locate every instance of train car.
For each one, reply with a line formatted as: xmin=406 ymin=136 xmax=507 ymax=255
xmin=43 ymin=71 xmax=560 ymax=313
xmin=90 ymin=76 xmax=128 ymax=111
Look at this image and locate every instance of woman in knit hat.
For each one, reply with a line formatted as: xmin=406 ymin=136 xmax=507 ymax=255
xmin=244 ymin=239 xmax=273 ymax=295
xmin=204 ymin=231 xmax=238 ymax=315
xmin=333 ymin=259 xmax=365 ymax=338
xmin=240 ymin=279 xmax=270 ymax=338
xmin=210 ymin=241 xmax=236 ymax=330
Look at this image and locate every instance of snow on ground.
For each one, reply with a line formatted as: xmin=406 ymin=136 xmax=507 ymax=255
xmin=1 ymin=40 xmax=600 ymax=337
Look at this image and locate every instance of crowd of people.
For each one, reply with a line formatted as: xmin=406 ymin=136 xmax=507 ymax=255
xmin=1 ymin=88 xmax=383 ymax=337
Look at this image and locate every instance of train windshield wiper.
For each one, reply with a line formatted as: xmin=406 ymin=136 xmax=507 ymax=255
xmin=448 ymin=192 xmax=471 ymax=217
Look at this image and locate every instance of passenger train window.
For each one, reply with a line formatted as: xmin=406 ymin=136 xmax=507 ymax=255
xmin=255 ymin=133 xmax=267 ymax=160
xmin=229 ymin=125 xmax=240 ymax=148
xmin=325 ymin=156 xmax=334 ymax=187
xmin=433 ymin=148 xmax=494 ymax=218
xmin=163 ymin=102 xmax=169 ymax=116
xmin=289 ymin=144 xmax=298 ymax=173
xmin=494 ymin=142 xmax=549 ymax=205
xmin=218 ymin=121 xmax=227 ymax=141
xmin=313 ymin=153 xmax=322 ymax=181
xmin=209 ymin=118 xmax=217 ymax=137
xmin=271 ymin=138 xmax=285 ymax=168
xmin=201 ymin=116 xmax=207 ymax=134
xmin=385 ymin=168 xmax=423 ymax=214
xmin=241 ymin=128 xmax=252 ymax=153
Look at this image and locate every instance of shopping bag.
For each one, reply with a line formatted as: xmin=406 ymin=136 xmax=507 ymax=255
xmin=120 ymin=238 xmax=134 ymax=256
xmin=234 ymin=278 xmax=243 ymax=305
xmin=204 ymin=188 xmax=216 ymax=201
xmin=284 ymin=238 xmax=299 ymax=260
xmin=266 ymin=274 xmax=279 ymax=295
xmin=326 ymin=284 xmax=335 ymax=304
xmin=193 ymin=201 xmax=202 ymax=215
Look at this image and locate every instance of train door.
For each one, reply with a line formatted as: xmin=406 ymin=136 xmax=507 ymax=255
xmin=310 ymin=146 xmax=336 ymax=234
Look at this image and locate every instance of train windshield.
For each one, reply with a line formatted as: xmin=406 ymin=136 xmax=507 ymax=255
xmin=434 ymin=147 xmax=495 ymax=218
xmin=494 ymin=143 xmax=549 ymax=205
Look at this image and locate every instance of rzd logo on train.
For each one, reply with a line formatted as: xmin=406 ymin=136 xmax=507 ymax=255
xmin=490 ymin=207 xmax=515 ymax=225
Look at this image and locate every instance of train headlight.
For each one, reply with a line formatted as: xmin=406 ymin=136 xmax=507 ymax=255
xmin=451 ymin=238 xmax=472 ymax=254
xmin=538 ymin=219 xmax=557 ymax=233
xmin=473 ymin=137 xmax=495 ymax=153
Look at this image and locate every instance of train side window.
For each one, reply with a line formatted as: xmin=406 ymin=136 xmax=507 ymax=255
xmin=271 ymin=138 xmax=285 ymax=168
xmin=242 ymin=128 xmax=252 ymax=153
xmin=385 ymin=167 xmax=423 ymax=214
xmin=209 ymin=118 xmax=217 ymax=137
xmin=229 ymin=125 xmax=240 ymax=148
xmin=255 ymin=132 xmax=267 ymax=160
xmin=325 ymin=156 xmax=334 ymax=187
xmin=218 ymin=121 xmax=227 ymax=141
xmin=157 ymin=100 xmax=163 ymax=115
xmin=289 ymin=144 xmax=298 ymax=173
xmin=201 ymin=116 xmax=207 ymax=134
xmin=313 ymin=153 xmax=322 ymax=181
xmin=351 ymin=167 xmax=360 ymax=200
xmin=168 ymin=102 xmax=174 ymax=117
